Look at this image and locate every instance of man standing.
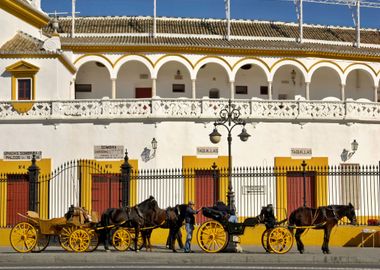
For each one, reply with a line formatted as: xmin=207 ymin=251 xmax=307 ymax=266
xmin=184 ymin=200 xmax=199 ymax=253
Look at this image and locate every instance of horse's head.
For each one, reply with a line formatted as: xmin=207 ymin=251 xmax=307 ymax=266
xmin=346 ymin=203 xmax=357 ymax=225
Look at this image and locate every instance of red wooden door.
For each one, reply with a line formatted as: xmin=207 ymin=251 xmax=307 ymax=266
xmin=195 ymin=170 xmax=218 ymax=224
xmin=135 ymin=88 xmax=152 ymax=98
xmin=286 ymin=172 xmax=316 ymax=218
xmin=7 ymin=175 xmax=29 ymax=226
xmin=92 ymin=174 xmax=120 ymax=215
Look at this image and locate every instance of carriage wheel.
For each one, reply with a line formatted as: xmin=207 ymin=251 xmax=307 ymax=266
xmin=32 ymin=230 xmax=50 ymax=253
xmin=128 ymin=229 xmax=144 ymax=251
xmin=112 ymin=228 xmax=132 ymax=251
xmin=261 ymin=229 xmax=272 ymax=253
xmin=87 ymin=230 xmax=99 ymax=252
xmin=10 ymin=222 xmax=37 ymax=253
xmin=197 ymin=220 xmax=228 ymax=253
xmin=59 ymin=226 xmax=76 ymax=251
xmin=267 ymin=227 xmax=293 ymax=254
xmin=69 ymin=228 xmax=91 ymax=252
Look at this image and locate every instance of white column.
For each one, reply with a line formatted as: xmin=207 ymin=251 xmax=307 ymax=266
xmin=152 ymin=78 xmax=157 ymax=97
xmin=111 ymin=78 xmax=116 ymax=99
xmin=341 ymin=83 xmax=346 ymax=101
xmin=70 ymin=77 xmax=76 ymax=99
xmin=305 ymin=82 xmax=310 ymax=100
xmin=374 ymin=85 xmax=378 ymax=102
xmin=268 ymin=81 xmax=272 ymax=100
xmin=230 ymin=81 xmax=235 ymax=99
xmin=192 ymin=79 xmax=196 ymax=99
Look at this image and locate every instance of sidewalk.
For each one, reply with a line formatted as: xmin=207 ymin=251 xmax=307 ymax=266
xmin=1 ymin=245 xmax=379 ymax=266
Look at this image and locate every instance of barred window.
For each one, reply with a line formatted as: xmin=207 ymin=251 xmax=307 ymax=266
xmin=340 ymin=164 xmax=360 ymax=209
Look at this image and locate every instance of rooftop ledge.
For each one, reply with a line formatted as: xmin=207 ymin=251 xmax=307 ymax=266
xmin=0 ymin=98 xmax=379 ymax=123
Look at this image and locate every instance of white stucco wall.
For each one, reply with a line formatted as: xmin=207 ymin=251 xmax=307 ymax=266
xmin=0 ymin=9 xmax=42 ymax=46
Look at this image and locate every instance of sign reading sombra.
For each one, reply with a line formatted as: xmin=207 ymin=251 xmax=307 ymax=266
xmin=94 ymin=145 xmax=124 ymax=159
xmin=4 ymin=151 xmax=42 ymax=160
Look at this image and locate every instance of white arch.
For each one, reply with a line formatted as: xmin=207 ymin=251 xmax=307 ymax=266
xmin=153 ymin=55 xmax=194 ymax=80
xmin=270 ymin=60 xmax=307 ymax=82
xmin=231 ymin=59 xmax=270 ymax=81
xmin=74 ymin=55 xmax=113 ymax=78
xmin=308 ymin=62 xmax=344 ymax=83
xmin=194 ymin=57 xmax=233 ymax=81
xmin=343 ymin=64 xmax=377 ymax=87
xmin=114 ymin=55 xmax=154 ymax=79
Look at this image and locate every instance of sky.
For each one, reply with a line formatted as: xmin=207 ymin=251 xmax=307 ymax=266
xmin=41 ymin=0 xmax=380 ymax=29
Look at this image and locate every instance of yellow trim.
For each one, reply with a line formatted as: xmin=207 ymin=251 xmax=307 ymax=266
xmin=57 ymin=55 xmax=77 ymax=74
xmin=274 ymin=157 xmax=328 ymax=221
xmin=73 ymin=54 xmax=115 ymax=68
xmin=114 ymin=54 xmax=155 ymax=69
xmin=232 ymin=57 xmax=270 ymax=71
xmin=10 ymin=102 xmax=34 ymax=113
xmin=182 ymin=156 xmax=228 ymax=204
xmin=270 ymin=58 xmax=308 ymax=72
xmin=62 ymin=45 xmax=380 ymax=63
xmin=6 ymin=61 xmax=39 ymax=101
xmin=308 ymin=60 xmax=344 ymax=73
xmin=0 ymin=159 xmax=51 ymax=226
xmin=0 ymin=0 xmax=50 ymax=28
xmin=343 ymin=62 xmax=377 ymax=76
xmin=80 ymin=160 xmax=138 ymax=213
xmin=194 ymin=55 xmax=233 ymax=71
xmin=154 ymin=54 xmax=195 ymax=68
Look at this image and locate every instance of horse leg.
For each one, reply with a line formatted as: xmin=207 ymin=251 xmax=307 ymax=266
xmin=322 ymin=227 xmax=332 ymax=254
xmin=295 ymin=228 xmax=305 ymax=254
xmin=169 ymin=227 xmax=177 ymax=253
xmin=134 ymin=227 xmax=140 ymax=252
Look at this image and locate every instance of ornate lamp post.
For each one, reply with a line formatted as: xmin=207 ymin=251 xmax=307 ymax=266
xmin=209 ymin=99 xmax=250 ymax=210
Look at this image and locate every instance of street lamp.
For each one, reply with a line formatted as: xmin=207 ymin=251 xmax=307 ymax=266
xmin=209 ymin=99 xmax=250 ymax=210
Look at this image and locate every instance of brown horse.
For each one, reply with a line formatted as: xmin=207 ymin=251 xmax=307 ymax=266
xmin=100 ymin=196 xmax=162 ymax=251
xmin=288 ymin=203 xmax=356 ymax=254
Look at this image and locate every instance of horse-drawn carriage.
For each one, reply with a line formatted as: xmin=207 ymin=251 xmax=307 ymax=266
xmin=10 ymin=207 xmax=99 ymax=253
xmin=197 ymin=205 xmax=294 ymax=254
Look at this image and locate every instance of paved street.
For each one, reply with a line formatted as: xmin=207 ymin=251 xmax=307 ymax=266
xmin=1 ymin=245 xmax=380 ymax=269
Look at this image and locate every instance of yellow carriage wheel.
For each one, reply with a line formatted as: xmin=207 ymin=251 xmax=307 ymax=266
xmin=32 ymin=230 xmax=50 ymax=253
xmin=268 ymin=227 xmax=293 ymax=254
xmin=87 ymin=230 xmax=99 ymax=252
xmin=112 ymin=228 xmax=132 ymax=251
xmin=261 ymin=228 xmax=273 ymax=253
xmin=197 ymin=220 xmax=228 ymax=253
xmin=69 ymin=228 xmax=91 ymax=252
xmin=10 ymin=222 xmax=37 ymax=253
xmin=59 ymin=226 xmax=76 ymax=251
xmin=128 ymin=229 xmax=144 ymax=251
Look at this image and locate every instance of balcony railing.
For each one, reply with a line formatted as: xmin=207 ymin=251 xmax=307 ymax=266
xmin=1 ymin=98 xmax=380 ymax=122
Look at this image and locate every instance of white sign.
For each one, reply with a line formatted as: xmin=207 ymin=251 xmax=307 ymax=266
xmin=197 ymin=147 xmax=218 ymax=155
xmin=94 ymin=145 xmax=124 ymax=159
xmin=4 ymin=151 xmax=42 ymax=160
xmin=291 ymin=148 xmax=312 ymax=157
xmin=242 ymin=185 xmax=266 ymax=195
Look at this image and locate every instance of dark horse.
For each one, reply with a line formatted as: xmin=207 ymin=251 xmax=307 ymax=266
xmin=288 ymin=203 xmax=356 ymax=254
xmin=100 ymin=196 xmax=162 ymax=251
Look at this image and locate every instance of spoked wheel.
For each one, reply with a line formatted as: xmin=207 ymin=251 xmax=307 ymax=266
xmin=59 ymin=226 xmax=76 ymax=251
xmin=261 ymin=228 xmax=272 ymax=253
xmin=112 ymin=228 xmax=132 ymax=251
xmin=197 ymin=220 xmax=228 ymax=253
xmin=32 ymin=230 xmax=50 ymax=253
xmin=87 ymin=230 xmax=99 ymax=252
xmin=128 ymin=229 xmax=144 ymax=251
xmin=69 ymin=228 xmax=91 ymax=252
xmin=267 ymin=227 xmax=293 ymax=254
xmin=10 ymin=222 xmax=37 ymax=253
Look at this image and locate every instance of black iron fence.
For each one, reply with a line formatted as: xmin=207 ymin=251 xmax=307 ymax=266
xmin=1 ymin=157 xmax=379 ymax=227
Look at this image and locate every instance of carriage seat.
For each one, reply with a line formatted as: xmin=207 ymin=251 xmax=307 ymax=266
xmin=202 ymin=207 xmax=229 ymax=223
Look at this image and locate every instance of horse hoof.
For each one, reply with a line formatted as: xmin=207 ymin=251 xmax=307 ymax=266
xmin=299 ymin=250 xmax=304 ymax=254
xmin=172 ymin=249 xmax=177 ymax=253
xmin=105 ymin=249 xmax=111 ymax=252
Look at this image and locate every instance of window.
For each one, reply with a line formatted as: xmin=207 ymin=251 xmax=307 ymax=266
xmin=260 ymin=86 xmax=268 ymax=95
xmin=75 ymin=84 xmax=92 ymax=93
xmin=235 ymin=85 xmax=248 ymax=95
xmin=172 ymin=84 xmax=185 ymax=93
xmin=17 ymin=79 xmax=32 ymax=100
xmin=209 ymin=89 xmax=220 ymax=99
xmin=340 ymin=164 xmax=360 ymax=209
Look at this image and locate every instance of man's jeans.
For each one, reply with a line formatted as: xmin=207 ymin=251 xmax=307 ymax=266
xmin=184 ymin=223 xmax=194 ymax=252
